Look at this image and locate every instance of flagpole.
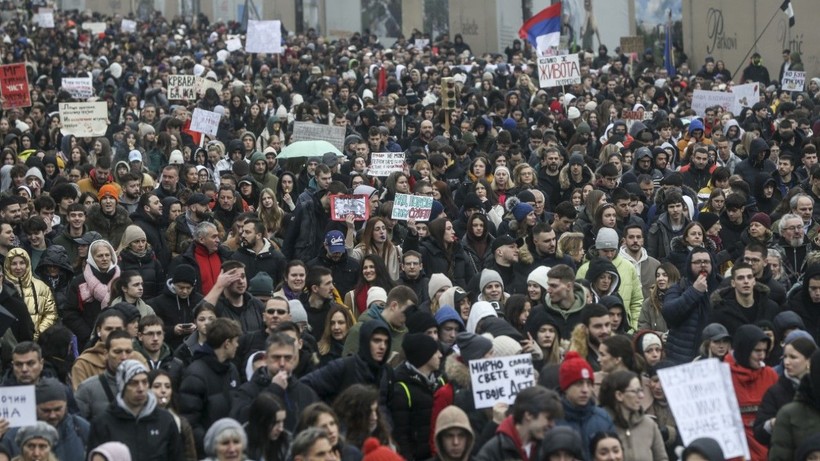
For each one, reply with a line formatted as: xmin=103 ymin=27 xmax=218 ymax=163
xmin=731 ymin=6 xmax=781 ymax=81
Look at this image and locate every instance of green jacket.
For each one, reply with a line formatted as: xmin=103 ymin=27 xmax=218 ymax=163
xmin=576 ymin=254 xmax=644 ymax=330
xmin=342 ymin=304 xmax=406 ymax=363
xmin=769 ymin=385 xmax=820 ymax=461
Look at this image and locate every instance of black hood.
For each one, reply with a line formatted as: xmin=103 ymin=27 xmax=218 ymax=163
xmin=34 ymin=245 xmax=75 ymax=278
xmin=481 ymin=317 xmax=524 ymax=342
xmin=796 ymin=433 xmax=820 ymax=461
xmin=683 ymin=247 xmax=721 ymax=288
xmin=526 ymin=308 xmax=562 ymax=340
xmin=358 ymin=319 xmax=392 ymax=368
xmin=732 ymin=324 xmax=770 ymax=369
xmin=801 ymin=264 xmax=820 ymax=304
xmin=586 ymin=258 xmax=620 ymax=295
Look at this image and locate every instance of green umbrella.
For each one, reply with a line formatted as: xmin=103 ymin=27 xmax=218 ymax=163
xmin=277 ymin=140 xmax=343 ymax=159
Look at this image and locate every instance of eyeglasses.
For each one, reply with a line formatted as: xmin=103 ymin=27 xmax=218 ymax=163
xmin=783 ymin=226 xmax=803 ymax=233
xmin=691 ymin=260 xmax=711 ymax=266
xmin=623 ymin=388 xmax=645 ymax=395
xmin=265 ymin=309 xmax=288 ymax=315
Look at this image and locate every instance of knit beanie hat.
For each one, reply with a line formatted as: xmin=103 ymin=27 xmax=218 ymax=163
xmin=569 ymin=152 xmax=585 ymax=166
xmin=403 ymin=333 xmax=440 ymax=368
xmin=289 ymin=300 xmax=308 ymax=325
xmin=640 ymin=332 xmax=663 ymax=352
xmin=171 ymin=264 xmax=197 ymax=285
xmin=784 ymin=330 xmax=817 ymax=358
xmin=595 ymin=227 xmax=619 ymax=250
xmin=492 ymin=335 xmax=523 ymax=357
xmin=539 ymin=426 xmax=584 ymax=460
xmin=248 ymin=272 xmax=274 ymax=297
xmin=428 ymin=273 xmax=453 ymax=300
xmin=750 ymin=212 xmax=772 ymax=228
xmin=97 ymin=183 xmax=119 ymax=202
xmin=15 ymin=422 xmax=58 ymax=450
xmin=366 ymin=287 xmax=388 ymax=307
xmin=479 ymin=269 xmax=504 ymax=292
xmin=362 ymin=437 xmax=404 ymax=461
xmin=116 ymin=359 xmax=148 ymax=395
xmin=35 ymin=378 xmax=66 ymax=404
xmin=697 ymin=212 xmax=720 ymax=232
xmin=527 ymin=265 xmax=550 ymax=290
xmin=406 ymin=311 xmax=437 ymax=334
xmin=456 ymin=331 xmax=493 ymax=361
xmin=559 ymin=351 xmax=594 ymax=391
xmin=117 ymin=225 xmax=147 ymax=252
xmin=88 ymin=442 xmax=132 ymax=461
xmin=512 ymin=202 xmax=534 ymax=222
xmin=110 ymin=302 xmax=141 ymax=324
xmin=168 ymin=149 xmax=184 ymax=165
xmin=204 ymin=418 xmax=247 ymax=457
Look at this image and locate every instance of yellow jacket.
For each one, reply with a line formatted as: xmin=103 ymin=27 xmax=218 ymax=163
xmin=3 ymin=248 xmax=57 ymax=339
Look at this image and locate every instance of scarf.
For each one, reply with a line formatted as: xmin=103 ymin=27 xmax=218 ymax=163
xmin=194 ymin=243 xmax=221 ymax=295
xmin=355 ymin=283 xmax=371 ymax=314
xmin=79 ymin=264 xmax=120 ymax=308
xmin=283 ymin=285 xmax=301 ymax=300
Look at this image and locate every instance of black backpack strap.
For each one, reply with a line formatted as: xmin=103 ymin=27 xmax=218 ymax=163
xmin=98 ymin=374 xmax=115 ymax=402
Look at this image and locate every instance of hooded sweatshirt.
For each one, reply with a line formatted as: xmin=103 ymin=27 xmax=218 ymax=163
xmin=434 ymin=406 xmax=475 ymax=461
xmin=544 ymin=283 xmax=588 ymax=340
xmin=585 ymin=258 xmax=621 ymax=301
xmin=726 ymin=325 xmax=778 ymax=461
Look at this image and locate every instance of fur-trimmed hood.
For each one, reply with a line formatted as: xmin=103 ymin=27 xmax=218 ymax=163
xmin=670 ymin=234 xmax=717 ymax=255
xmin=558 ymin=163 xmax=594 ymax=190
xmin=444 ymin=353 xmax=471 ymax=389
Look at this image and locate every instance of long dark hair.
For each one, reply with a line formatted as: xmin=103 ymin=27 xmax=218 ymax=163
xmin=332 ymin=384 xmax=392 ymax=449
xmin=246 ymin=393 xmax=290 ymax=461
xmin=599 ymin=370 xmax=640 ymax=429
xmin=354 ymin=254 xmax=395 ymax=294
xmin=428 ymin=218 xmax=456 ymax=279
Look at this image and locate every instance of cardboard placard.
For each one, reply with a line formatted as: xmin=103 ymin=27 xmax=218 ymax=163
xmin=36 ymin=8 xmax=54 ymax=28
xmin=330 ymin=194 xmax=369 ymax=221
xmin=226 ymin=35 xmax=243 ymax=52
xmin=291 ymin=122 xmax=346 ymax=150
xmin=782 ymin=70 xmax=805 ymax=92
xmin=657 ymin=359 xmax=750 ymax=460
xmin=245 ymin=20 xmax=282 ymax=54
xmin=59 ymin=102 xmax=108 ymax=137
xmin=0 ymin=385 xmax=37 ymax=428
xmin=0 ymin=63 xmax=31 ymax=109
xmin=392 ymin=193 xmax=434 ymax=221
xmin=195 ymin=76 xmax=222 ymax=96
xmin=82 ymin=22 xmax=106 ymax=35
xmin=414 ymin=39 xmax=430 ymax=50
xmin=121 ymin=19 xmax=137 ymax=33
xmin=691 ymin=90 xmax=735 ymax=116
xmin=167 ymin=75 xmax=196 ymax=101
xmin=729 ymin=83 xmax=760 ymax=115
xmin=619 ymin=36 xmax=643 ymax=54
xmin=537 ymin=54 xmax=581 ymax=88
xmin=61 ymin=77 xmax=93 ymax=100
xmin=189 ymin=108 xmax=221 ymax=136
xmin=369 ymin=152 xmax=405 ymax=177
xmin=470 ymin=354 xmax=536 ymax=409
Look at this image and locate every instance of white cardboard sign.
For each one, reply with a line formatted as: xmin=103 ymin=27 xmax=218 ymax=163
xmin=190 ymin=108 xmax=221 ymax=136
xmin=470 ymin=354 xmax=535 ymax=409
xmin=537 ymin=54 xmax=581 ymax=88
xmin=245 ymin=20 xmax=282 ymax=54
xmin=59 ymin=102 xmax=108 ymax=137
xmin=368 ymin=152 xmax=405 ymax=177
xmin=61 ymin=77 xmax=93 ymax=100
xmin=0 ymin=386 xmax=37 ymax=428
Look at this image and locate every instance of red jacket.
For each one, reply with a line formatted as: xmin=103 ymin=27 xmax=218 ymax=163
xmin=726 ymin=354 xmax=778 ymax=461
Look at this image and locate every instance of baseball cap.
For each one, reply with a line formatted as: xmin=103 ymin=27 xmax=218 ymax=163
xmin=702 ymin=323 xmax=731 ymax=342
xmin=187 ymin=193 xmax=211 ymax=206
xmin=324 ymin=230 xmax=346 ymax=253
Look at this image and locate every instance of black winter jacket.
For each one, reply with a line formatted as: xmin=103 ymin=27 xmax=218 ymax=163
xmin=229 ymin=240 xmax=287 ymax=283
xmin=119 ymin=249 xmax=165 ymax=299
xmin=130 ymin=208 xmax=171 ymax=267
xmin=147 ymin=280 xmax=204 ymax=350
xmin=709 ymin=284 xmax=779 ymax=336
xmin=34 ymin=245 xmax=74 ymax=310
xmin=307 ymin=253 xmax=360 ymax=297
xmin=391 ymin=363 xmax=440 ymax=461
xmin=63 ymin=267 xmax=118 ymax=347
xmin=414 ymin=238 xmax=476 ymax=288
xmin=177 ymin=346 xmax=240 ymax=456
xmin=231 ymin=367 xmax=319 ymax=433
xmin=753 ymin=372 xmax=798 ymax=446
xmin=88 ymin=402 xmax=182 ymax=461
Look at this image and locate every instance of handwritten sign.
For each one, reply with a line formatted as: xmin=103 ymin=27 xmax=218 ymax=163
xmin=36 ymin=8 xmax=54 ymax=28
xmin=60 ymin=102 xmax=108 ymax=137
xmin=330 ymin=194 xmax=369 ymax=221
xmin=121 ymin=19 xmax=137 ymax=33
xmin=414 ymin=39 xmax=430 ymax=50
xmin=61 ymin=77 xmax=93 ymax=100
xmin=782 ymin=71 xmax=805 ymax=92
xmin=0 ymin=64 xmax=31 ymax=109
xmin=190 ymin=108 xmax=221 ymax=137
xmin=83 ymin=22 xmax=106 ymax=35
xmin=392 ymin=193 xmax=434 ymax=221
xmin=245 ymin=20 xmax=282 ymax=54
xmin=0 ymin=386 xmax=36 ymax=428
xmin=619 ymin=36 xmax=643 ymax=54
xmin=168 ymin=75 xmax=196 ymax=101
xmin=537 ymin=54 xmax=581 ymax=88
xmin=470 ymin=354 xmax=535 ymax=409
xmin=195 ymin=76 xmax=222 ymax=96
xmin=291 ymin=122 xmax=346 ymax=150
xmin=226 ymin=35 xmax=242 ymax=52
xmin=369 ymin=152 xmax=405 ymax=177
xmin=658 ymin=359 xmax=749 ymax=460
xmin=730 ymin=83 xmax=760 ymax=115
xmin=691 ymin=90 xmax=735 ymax=117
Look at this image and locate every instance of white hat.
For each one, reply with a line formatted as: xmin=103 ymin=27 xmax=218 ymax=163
xmin=108 ymin=62 xmax=123 ymax=79
xmin=567 ymin=106 xmax=581 ymax=120
xmin=168 ymin=150 xmax=184 ymax=165
xmin=128 ymin=150 xmax=142 ymax=163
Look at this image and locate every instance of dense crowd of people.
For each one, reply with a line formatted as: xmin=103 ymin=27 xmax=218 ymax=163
xmin=0 ymin=3 xmax=819 ymax=461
